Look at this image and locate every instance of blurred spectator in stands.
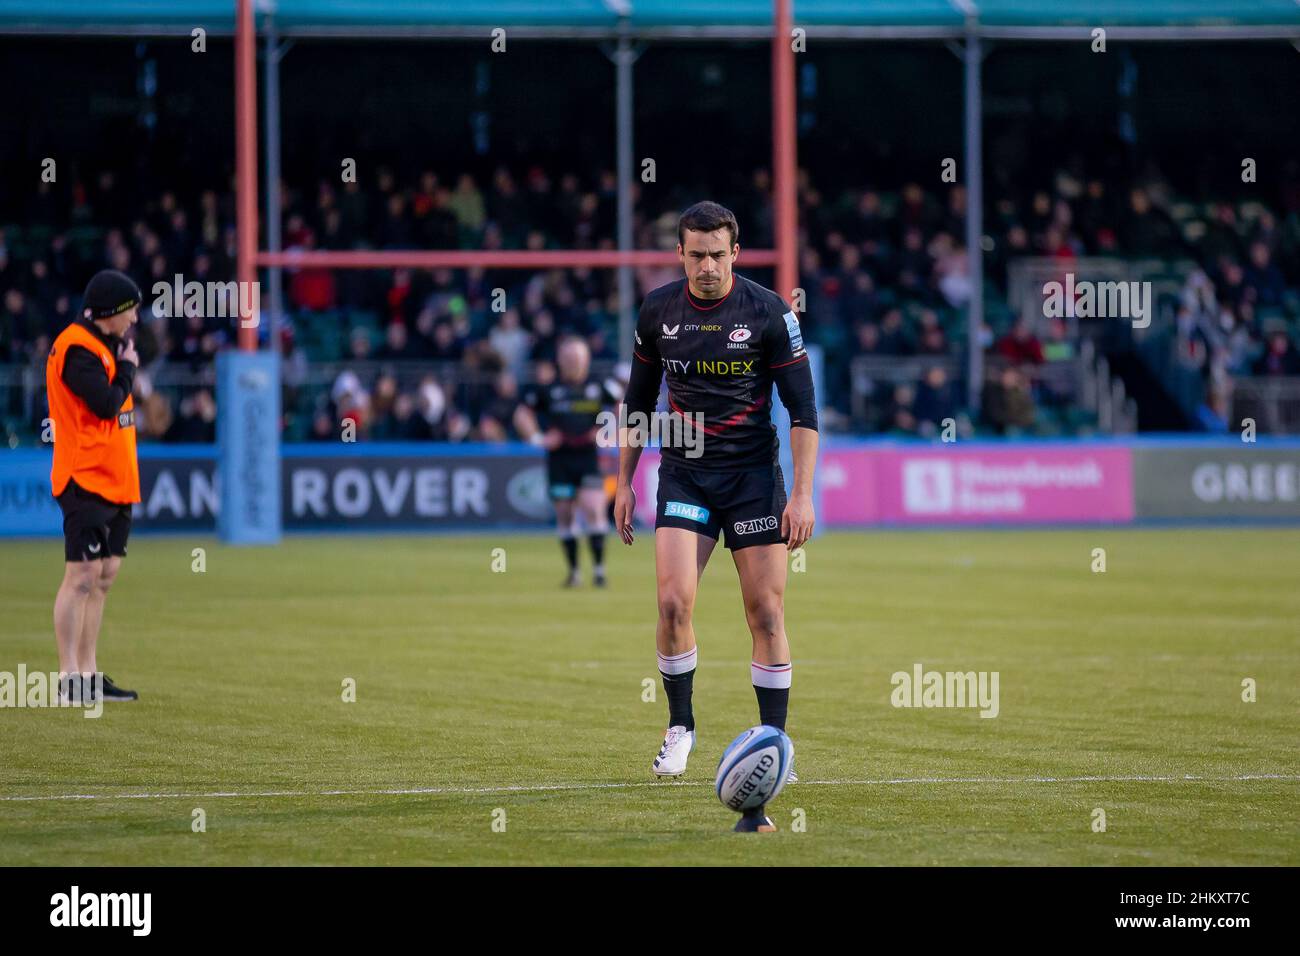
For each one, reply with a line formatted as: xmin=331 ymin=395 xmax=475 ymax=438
xmin=280 ymin=326 xmax=309 ymax=402
xmin=1214 ymin=258 xmax=1249 ymax=312
xmin=378 ymin=192 xmax=413 ymax=249
xmin=995 ymin=317 xmax=1045 ymax=365
xmin=347 ymin=327 xmax=373 ymax=362
xmin=913 ymin=366 xmax=956 ymax=437
xmin=310 ymin=410 xmax=336 ymax=442
xmin=853 ymin=321 xmax=883 ymax=357
xmin=489 ymin=166 xmax=528 ymax=246
xmin=137 ymin=389 xmax=174 ymax=441
xmin=1 ymin=289 xmax=36 ymax=361
xmin=488 ymin=310 xmax=527 ymax=377
xmin=1253 ymin=331 xmax=1300 ymax=376
xmin=410 ymin=308 xmax=437 ymax=359
xmin=287 ymin=227 xmax=336 ymax=311
xmin=421 ymin=186 xmax=460 ymax=250
xmin=166 ymin=388 xmax=218 ymax=443
xmin=1121 ymin=188 xmax=1180 ymax=257
xmin=837 ymin=255 xmax=879 ymax=328
xmin=1078 ymin=179 xmax=1118 ymax=251
xmin=449 ymin=173 xmax=486 ymax=237
xmin=332 ymin=370 xmax=370 ymax=439
xmin=386 ymin=269 xmax=414 ymax=325
xmin=477 ymin=371 xmax=522 ymax=442
xmin=1200 ymin=203 xmax=1242 ymax=263
xmin=934 ymin=239 xmax=973 ymax=308
xmin=877 ymin=308 xmax=913 ymax=355
xmin=529 ymin=309 xmax=559 ymax=363
xmin=983 ymin=365 xmax=1036 ymax=434
xmin=1026 ymin=190 xmax=1052 ymax=238
xmin=1041 ymin=316 xmax=1075 ymax=362
xmin=376 ymin=321 xmax=415 ymax=361
xmin=1243 ymin=241 xmax=1287 ymax=309
xmin=916 ymin=309 xmax=948 ymax=356
xmin=429 ymin=320 xmax=466 ymax=361
xmin=895 ymin=227 xmax=930 ymax=300
xmin=412 ymin=374 xmax=454 ymax=441
xmin=368 ymin=372 xmax=400 ymax=438
xmin=885 ymin=384 xmax=917 ymax=435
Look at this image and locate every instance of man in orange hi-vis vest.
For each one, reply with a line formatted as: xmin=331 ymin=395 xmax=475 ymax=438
xmin=46 ymin=269 xmax=144 ymax=705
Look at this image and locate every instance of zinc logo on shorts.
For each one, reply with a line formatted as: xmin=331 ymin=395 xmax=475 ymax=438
xmin=733 ymin=515 xmax=778 ymax=535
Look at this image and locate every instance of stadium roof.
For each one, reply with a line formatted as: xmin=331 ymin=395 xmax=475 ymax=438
xmin=0 ymin=0 xmax=1297 ymax=37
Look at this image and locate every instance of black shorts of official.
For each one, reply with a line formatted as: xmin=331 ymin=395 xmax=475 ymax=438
xmin=56 ymin=479 xmax=133 ymax=563
xmin=655 ymin=462 xmax=788 ymax=551
xmin=546 ymin=448 xmax=603 ymax=500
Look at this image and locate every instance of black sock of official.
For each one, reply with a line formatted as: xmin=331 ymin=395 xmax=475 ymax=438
xmin=560 ymin=535 xmax=578 ymax=571
xmin=588 ymin=533 xmax=605 ymax=567
xmin=658 ymin=647 xmax=697 ymax=731
xmin=752 ymin=661 xmax=792 ymax=731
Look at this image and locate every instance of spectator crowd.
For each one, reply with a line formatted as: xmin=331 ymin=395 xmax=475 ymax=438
xmin=3 ymin=155 xmax=1300 ymax=445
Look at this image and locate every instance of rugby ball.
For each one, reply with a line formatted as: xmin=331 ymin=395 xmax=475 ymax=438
xmin=715 ymin=725 xmax=794 ymax=812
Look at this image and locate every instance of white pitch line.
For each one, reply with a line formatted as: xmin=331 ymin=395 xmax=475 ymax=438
xmin=1 ymin=773 xmax=1297 ymax=804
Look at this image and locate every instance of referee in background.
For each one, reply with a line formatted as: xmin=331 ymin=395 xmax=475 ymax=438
xmin=46 ymin=269 xmax=143 ymax=704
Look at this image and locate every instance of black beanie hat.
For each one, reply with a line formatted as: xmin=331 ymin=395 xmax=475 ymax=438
xmin=82 ymin=269 xmax=142 ymax=320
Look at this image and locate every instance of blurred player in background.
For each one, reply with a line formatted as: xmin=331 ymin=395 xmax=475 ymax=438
xmin=45 ymin=269 xmax=144 ymax=704
xmin=615 ymin=201 xmax=817 ymax=785
xmin=515 ymin=337 xmax=622 ymax=587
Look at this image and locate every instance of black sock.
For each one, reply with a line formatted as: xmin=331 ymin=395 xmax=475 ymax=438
xmin=661 ymin=670 xmax=696 ymax=731
xmin=588 ymin=533 xmax=605 ymax=567
xmin=752 ymin=662 xmax=791 ymax=730
xmin=754 ymin=686 xmax=788 ymax=731
xmin=560 ymin=536 xmax=578 ymax=571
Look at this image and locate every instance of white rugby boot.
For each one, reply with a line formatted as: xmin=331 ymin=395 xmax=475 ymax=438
xmin=652 ymin=725 xmax=695 ymax=777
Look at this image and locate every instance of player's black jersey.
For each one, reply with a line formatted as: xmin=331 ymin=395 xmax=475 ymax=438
xmin=627 ymin=274 xmax=815 ymax=471
xmin=523 ymin=375 xmax=621 ymax=452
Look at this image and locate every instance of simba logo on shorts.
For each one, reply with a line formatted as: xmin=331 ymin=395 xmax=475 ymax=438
xmin=665 ymin=501 xmax=709 ymax=523
xmin=733 ymin=515 xmax=778 ymax=535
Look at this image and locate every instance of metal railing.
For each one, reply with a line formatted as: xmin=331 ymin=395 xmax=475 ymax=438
xmin=1230 ymin=377 xmax=1300 ymax=435
xmin=847 ymin=343 xmax=1135 ymax=434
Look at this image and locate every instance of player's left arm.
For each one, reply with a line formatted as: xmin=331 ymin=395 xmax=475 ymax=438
xmin=766 ymin=301 xmax=818 ymax=551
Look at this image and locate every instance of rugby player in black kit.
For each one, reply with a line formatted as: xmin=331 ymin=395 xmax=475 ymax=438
xmin=615 ymin=201 xmax=818 ymax=789
xmin=516 ymin=337 xmax=621 ymax=587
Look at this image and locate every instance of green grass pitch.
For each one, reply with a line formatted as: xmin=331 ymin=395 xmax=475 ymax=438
xmin=1 ymin=528 xmax=1297 ymax=866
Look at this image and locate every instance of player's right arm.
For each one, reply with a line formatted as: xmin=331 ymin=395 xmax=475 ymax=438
xmin=62 ymin=340 xmax=137 ymax=420
xmin=615 ymin=301 xmax=662 ymax=544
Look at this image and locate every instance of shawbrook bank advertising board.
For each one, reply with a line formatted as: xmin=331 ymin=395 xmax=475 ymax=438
xmin=819 ymin=444 xmax=1134 ymax=525
xmin=3 ymin=439 xmax=1300 ymax=535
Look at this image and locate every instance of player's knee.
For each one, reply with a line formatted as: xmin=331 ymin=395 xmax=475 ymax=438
xmin=65 ymin=562 xmax=99 ymax=595
xmin=745 ymin=598 xmax=784 ymax=640
xmin=97 ymin=559 xmax=122 ymax=593
xmin=657 ymin=592 xmax=694 ymax=632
